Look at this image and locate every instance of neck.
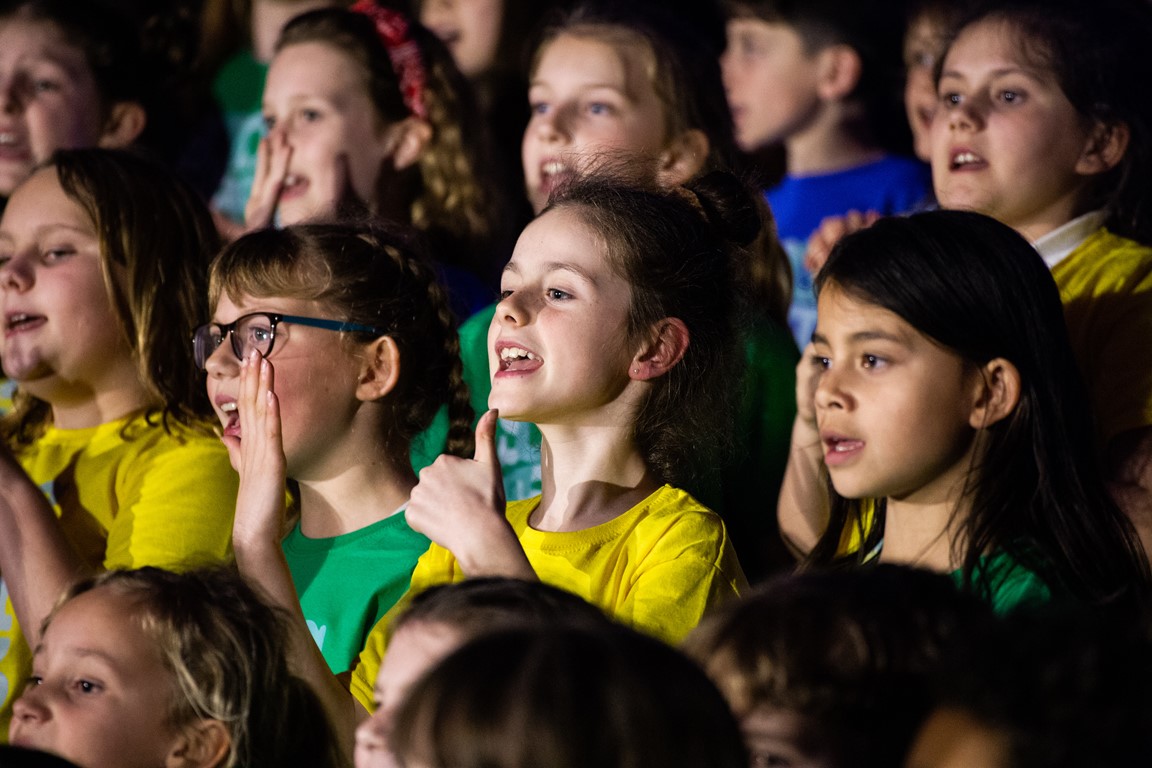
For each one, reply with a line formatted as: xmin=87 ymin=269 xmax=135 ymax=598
xmin=785 ymin=105 xmax=882 ymax=177
xmin=879 ymin=496 xmax=962 ymax=571
xmin=531 ymin=422 xmax=659 ymax=532
xmin=251 ymin=0 xmax=334 ymax=63
xmin=296 ymin=457 xmax=416 ymax=538
xmin=41 ymin=366 xmax=154 ymax=430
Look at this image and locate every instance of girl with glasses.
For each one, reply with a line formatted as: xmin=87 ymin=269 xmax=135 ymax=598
xmin=200 ymin=221 xmax=472 ymax=753
xmin=0 ymin=148 xmax=237 ymax=733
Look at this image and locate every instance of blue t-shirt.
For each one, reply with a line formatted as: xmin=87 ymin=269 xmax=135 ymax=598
xmin=767 ymin=155 xmax=931 ymax=346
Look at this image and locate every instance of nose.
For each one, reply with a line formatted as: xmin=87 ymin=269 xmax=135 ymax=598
xmin=202 ymin=333 xmax=240 ymax=379
xmin=494 ymin=290 xmax=531 ymax=328
xmin=812 ymin=363 xmax=852 ymax=412
xmin=531 ymin=103 xmax=573 ymax=147
xmin=0 ymin=74 xmax=23 ymax=115
xmin=946 ymin=95 xmax=984 ymax=132
xmin=11 ymin=681 xmax=50 ymax=728
xmin=0 ymin=251 xmax=34 ymax=293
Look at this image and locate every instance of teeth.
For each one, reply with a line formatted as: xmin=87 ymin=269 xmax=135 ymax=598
xmin=220 ymin=402 xmax=238 ymax=413
xmin=284 ymin=173 xmax=301 ymax=186
xmin=499 ymin=346 xmax=538 ymax=361
xmin=0 ymin=133 xmax=14 ymax=146
xmin=541 ymin=161 xmax=568 ymax=176
xmin=953 ymin=152 xmax=981 ymax=165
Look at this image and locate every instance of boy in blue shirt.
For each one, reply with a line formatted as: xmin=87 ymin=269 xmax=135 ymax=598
xmin=722 ymin=0 xmax=930 ymax=345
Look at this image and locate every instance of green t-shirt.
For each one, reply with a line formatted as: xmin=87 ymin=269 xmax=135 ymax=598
xmin=283 ymin=510 xmax=430 ymax=674
xmin=952 ymin=549 xmax=1053 ymax=615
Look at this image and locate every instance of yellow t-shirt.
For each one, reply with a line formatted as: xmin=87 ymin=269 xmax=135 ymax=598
xmin=349 ymin=484 xmax=747 ymax=711
xmin=1052 ymin=227 xmax=1152 ymax=443
xmin=0 ymin=414 xmax=238 ymax=734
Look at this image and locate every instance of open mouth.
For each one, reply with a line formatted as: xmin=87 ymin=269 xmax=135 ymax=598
xmin=219 ymin=401 xmax=240 ymax=438
xmin=949 ymin=150 xmax=986 ymax=170
xmin=280 ymin=172 xmax=309 ymax=200
xmin=5 ymin=312 xmax=45 ymax=335
xmin=497 ymin=344 xmax=542 ymax=373
xmin=822 ymin=434 xmax=864 ymax=465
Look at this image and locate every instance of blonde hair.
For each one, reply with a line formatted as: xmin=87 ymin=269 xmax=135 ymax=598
xmin=51 ymin=567 xmax=344 ymax=768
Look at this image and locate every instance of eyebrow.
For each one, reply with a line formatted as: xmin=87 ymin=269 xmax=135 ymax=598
xmin=503 ymin=261 xmax=599 ymax=284
xmin=939 ymin=66 xmax=1043 ymax=81
xmin=811 ymin=329 xmax=908 ymax=345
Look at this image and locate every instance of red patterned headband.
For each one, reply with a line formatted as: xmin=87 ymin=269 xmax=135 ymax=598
xmin=349 ymin=0 xmax=428 ymax=120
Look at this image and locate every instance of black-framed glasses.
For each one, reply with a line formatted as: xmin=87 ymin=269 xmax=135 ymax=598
xmin=192 ymin=312 xmax=384 ymax=370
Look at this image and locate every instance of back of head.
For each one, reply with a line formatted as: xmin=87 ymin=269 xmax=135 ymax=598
xmin=68 ymin=567 xmax=342 ymax=768
xmin=0 ymin=746 xmax=81 ymax=768
xmin=546 ymin=171 xmax=759 ymax=488
xmin=391 ymin=623 xmax=747 ymax=768
xmin=952 ymin=0 xmax=1152 ymax=242
xmin=729 ymin=0 xmax=911 ymax=153
xmin=924 ymin=606 xmax=1152 ymax=768
xmin=685 ymin=565 xmax=988 ymax=768
xmin=391 ymin=577 xmax=611 ymax=641
xmin=812 ymin=210 xmax=1150 ymax=613
xmin=210 ymin=221 xmax=475 ymax=458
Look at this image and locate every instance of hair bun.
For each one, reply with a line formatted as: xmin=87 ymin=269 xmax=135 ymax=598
xmin=686 ymin=171 xmax=762 ymax=247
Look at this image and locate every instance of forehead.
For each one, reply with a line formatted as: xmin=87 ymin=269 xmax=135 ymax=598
xmin=0 ymin=167 xmax=90 ymax=236
xmin=266 ymin=40 xmax=369 ymax=96
xmin=945 ymin=17 xmax=1051 ymax=73
xmin=45 ymin=588 xmax=151 ymax=656
xmin=533 ymin=31 xmax=656 ymax=96
xmin=509 ymin=206 xmax=608 ymax=267
xmin=0 ymin=16 xmax=85 ymax=68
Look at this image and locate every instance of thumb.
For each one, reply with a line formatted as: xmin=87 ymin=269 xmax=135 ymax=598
xmin=473 ymin=408 xmax=500 ymax=465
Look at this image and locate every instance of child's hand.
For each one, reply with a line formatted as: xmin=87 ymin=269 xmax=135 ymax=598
xmin=245 ymin=129 xmax=293 ymax=231
xmin=229 ymin=352 xmax=289 ymax=546
xmin=803 ymin=210 xmax=882 ymax=274
xmin=407 ymin=410 xmax=533 ymax=578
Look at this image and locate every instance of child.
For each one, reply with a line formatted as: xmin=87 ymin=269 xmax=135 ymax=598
xmin=0 ymin=149 xmax=237 ymax=733
xmin=244 ymin=1 xmax=505 ymax=310
xmin=355 ymin=577 xmax=610 ymax=768
xmin=684 ymin=565 xmax=989 ymax=768
xmin=782 ymin=211 xmax=1150 ymax=615
xmin=8 ymin=566 xmax=344 ymax=768
xmin=228 ymin=174 xmax=752 ymax=738
xmin=389 ymin=624 xmax=748 ymax=768
xmin=929 ymin=0 xmax=1152 ymax=546
xmin=721 ymin=0 xmax=930 ymax=346
xmin=201 ymin=222 xmax=473 ymax=679
xmin=199 ymin=0 xmax=349 ymax=231
xmin=907 ymin=607 xmax=1152 ymax=768
xmin=430 ymin=3 xmax=798 ymax=581
xmin=0 ymin=1 xmax=148 ymax=209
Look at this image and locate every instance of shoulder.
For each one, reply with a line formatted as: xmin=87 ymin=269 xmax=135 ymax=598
xmin=1055 ymin=228 xmax=1152 ymax=294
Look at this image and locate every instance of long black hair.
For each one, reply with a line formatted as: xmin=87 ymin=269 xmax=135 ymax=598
xmin=809 ymin=210 xmax=1150 ymax=616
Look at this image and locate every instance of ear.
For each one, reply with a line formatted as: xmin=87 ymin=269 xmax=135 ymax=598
xmin=968 ymin=358 xmax=1021 ymax=429
xmin=383 ymin=116 xmax=433 ymax=172
xmin=630 ymin=318 xmax=690 ymax=381
xmin=165 ymin=720 xmax=231 ymax=768
xmin=356 ymin=335 xmax=402 ymax=401
xmin=656 ymin=129 xmax=710 ymax=188
xmin=97 ymin=101 xmax=147 ymax=148
xmin=1075 ymin=120 xmax=1130 ymax=176
xmin=815 ymin=44 xmax=862 ymax=102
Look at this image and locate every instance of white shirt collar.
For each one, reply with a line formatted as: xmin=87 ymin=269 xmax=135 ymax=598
xmin=1032 ymin=210 xmax=1108 ymax=269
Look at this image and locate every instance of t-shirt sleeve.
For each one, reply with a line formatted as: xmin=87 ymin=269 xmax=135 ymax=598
xmin=348 ymin=541 xmax=462 ymax=712
xmin=102 ymin=434 xmax=237 ymax=570
xmin=615 ymin=515 xmax=746 ymax=645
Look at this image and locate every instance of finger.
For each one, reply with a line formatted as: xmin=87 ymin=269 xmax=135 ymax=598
xmin=472 ymin=408 xmax=500 ymax=465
